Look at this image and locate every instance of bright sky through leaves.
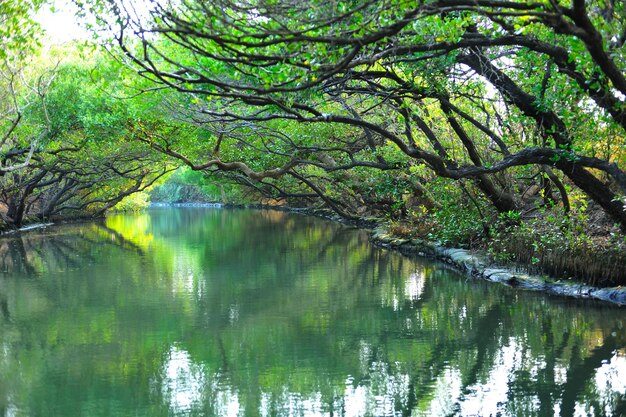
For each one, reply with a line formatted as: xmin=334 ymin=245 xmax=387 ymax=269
xmin=36 ymin=0 xmax=86 ymax=43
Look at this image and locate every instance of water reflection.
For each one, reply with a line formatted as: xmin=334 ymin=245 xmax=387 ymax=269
xmin=160 ymin=346 xmax=207 ymax=414
xmin=0 ymin=208 xmax=624 ymax=416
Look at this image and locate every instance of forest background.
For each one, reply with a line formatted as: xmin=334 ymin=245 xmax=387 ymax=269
xmin=1 ymin=0 xmax=626 ymax=285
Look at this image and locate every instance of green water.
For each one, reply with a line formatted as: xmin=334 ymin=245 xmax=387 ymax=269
xmin=0 ymin=208 xmax=624 ymax=417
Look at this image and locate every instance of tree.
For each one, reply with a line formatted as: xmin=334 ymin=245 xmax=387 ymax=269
xmin=97 ymin=0 xmax=626 ymax=229
xmin=0 ymin=49 xmax=171 ymax=228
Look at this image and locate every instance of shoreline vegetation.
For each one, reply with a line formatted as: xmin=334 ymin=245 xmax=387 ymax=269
xmin=5 ymin=202 xmax=624 ymax=306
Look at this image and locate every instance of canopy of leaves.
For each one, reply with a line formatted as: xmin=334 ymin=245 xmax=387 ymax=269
xmin=85 ymin=0 xmax=625 ymax=229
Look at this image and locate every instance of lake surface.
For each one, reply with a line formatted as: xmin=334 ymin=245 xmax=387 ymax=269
xmin=0 ymin=207 xmax=624 ymax=417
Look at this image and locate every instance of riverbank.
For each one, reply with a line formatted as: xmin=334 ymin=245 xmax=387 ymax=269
xmin=0 ymin=222 xmax=54 ymax=235
xmin=369 ymin=226 xmax=626 ymax=306
xmin=0 ymin=213 xmax=100 ymax=236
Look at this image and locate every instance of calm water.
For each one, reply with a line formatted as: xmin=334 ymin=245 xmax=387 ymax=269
xmin=0 ymin=208 xmax=624 ymax=417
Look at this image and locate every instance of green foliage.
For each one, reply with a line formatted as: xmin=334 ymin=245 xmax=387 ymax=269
xmin=423 ymin=180 xmax=492 ymax=247
xmin=150 ymin=168 xmax=227 ymax=203
xmin=0 ymin=44 xmax=173 ymax=227
xmin=0 ymin=0 xmax=44 ymax=60
xmin=111 ymin=191 xmax=151 ymax=212
xmin=427 ymin=206 xmax=485 ymax=247
xmin=498 ymin=210 xmax=522 ymax=226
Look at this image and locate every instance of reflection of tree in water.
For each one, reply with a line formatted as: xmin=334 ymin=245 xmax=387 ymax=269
xmin=0 ymin=221 xmax=167 ymax=416
xmin=178 ymin=266 xmax=624 ymax=414
xmin=0 ymin=209 xmax=624 ymax=416
xmin=153 ymin=210 xmax=626 ymax=416
xmin=0 ymin=221 xmax=147 ymax=277
xmin=0 ymin=235 xmax=38 ymax=276
xmin=0 ymin=292 xmax=9 ymax=322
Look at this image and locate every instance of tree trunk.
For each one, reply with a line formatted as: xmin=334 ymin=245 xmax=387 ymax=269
xmin=559 ymin=161 xmax=626 ymax=230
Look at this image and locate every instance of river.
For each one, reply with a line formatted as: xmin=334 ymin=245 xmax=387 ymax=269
xmin=0 ymin=207 xmax=624 ymax=416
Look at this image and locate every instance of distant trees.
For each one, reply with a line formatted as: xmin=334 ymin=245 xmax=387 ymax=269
xmin=0 ymin=44 xmax=171 ymax=228
xmin=97 ymin=0 xmax=626 ymax=229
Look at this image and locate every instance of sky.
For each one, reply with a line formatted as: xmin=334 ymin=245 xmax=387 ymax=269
xmin=36 ymin=0 xmax=89 ymax=43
